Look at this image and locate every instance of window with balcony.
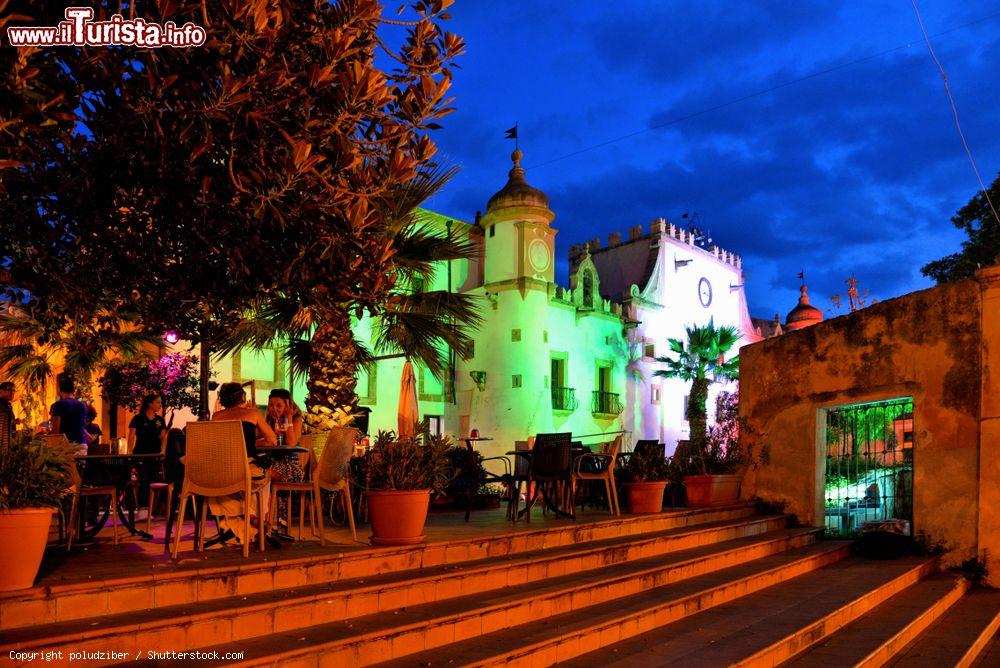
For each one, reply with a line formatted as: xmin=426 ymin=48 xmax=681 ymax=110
xmin=550 ymin=356 xmax=576 ymax=411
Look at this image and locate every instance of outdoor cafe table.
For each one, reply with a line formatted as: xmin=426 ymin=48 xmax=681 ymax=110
xmin=74 ymin=452 xmax=164 ymax=540
xmin=506 ymin=445 xmax=592 ymax=519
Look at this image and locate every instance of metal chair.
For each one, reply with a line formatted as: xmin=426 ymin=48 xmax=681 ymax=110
xmin=55 ymin=431 xmax=120 ymax=551
xmin=520 ymin=432 xmax=573 ymax=522
xmin=171 ymin=421 xmax=266 ymax=558
xmin=146 ymin=435 xmax=175 ymax=534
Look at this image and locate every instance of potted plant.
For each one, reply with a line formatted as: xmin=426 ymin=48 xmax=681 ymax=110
xmin=680 ymin=391 xmax=765 ymax=507
xmin=0 ymin=432 xmax=72 ymax=591
xmin=618 ymin=446 xmax=670 ymax=513
xmin=654 ymin=323 xmax=744 ymax=508
xmin=364 ymin=430 xmax=453 ymax=545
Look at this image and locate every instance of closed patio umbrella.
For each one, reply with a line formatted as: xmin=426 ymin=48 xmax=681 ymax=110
xmin=398 ymin=360 xmax=419 ymax=440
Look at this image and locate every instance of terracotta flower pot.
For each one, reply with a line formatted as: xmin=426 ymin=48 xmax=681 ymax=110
xmin=366 ymin=489 xmax=431 ymax=546
xmin=0 ymin=508 xmax=54 ymax=591
xmin=625 ymin=481 xmax=667 ymax=514
xmin=684 ymin=474 xmax=743 ymax=508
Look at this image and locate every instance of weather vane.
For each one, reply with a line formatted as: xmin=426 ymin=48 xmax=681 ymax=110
xmin=504 ymin=122 xmax=519 ymax=151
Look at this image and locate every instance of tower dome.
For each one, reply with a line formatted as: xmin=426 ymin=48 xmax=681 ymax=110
xmin=486 ymin=149 xmax=550 ymax=213
xmin=785 ymin=284 xmax=823 ymax=331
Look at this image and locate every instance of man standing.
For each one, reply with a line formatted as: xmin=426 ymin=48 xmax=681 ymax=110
xmin=50 ymin=376 xmax=88 ymax=445
xmin=0 ymin=381 xmax=16 ymax=449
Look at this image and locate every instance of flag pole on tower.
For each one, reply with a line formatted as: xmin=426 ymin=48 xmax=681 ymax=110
xmin=504 ymin=122 xmax=519 ymax=151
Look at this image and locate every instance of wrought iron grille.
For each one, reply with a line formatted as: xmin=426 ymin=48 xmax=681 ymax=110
xmin=591 ymin=391 xmax=624 ymax=416
xmin=551 ymin=387 xmax=578 ymax=411
xmin=824 ymin=397 xmax=914 ymax=536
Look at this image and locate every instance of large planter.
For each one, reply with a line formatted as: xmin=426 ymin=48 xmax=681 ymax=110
xmin=0 ymin=508 xmax=53 ymax=591
xmin=625 ymin=481 xmax=667 ymax=514
xmin=366 ymin=489 xmax=431 ymax=546
xmin=684 ymin=474 xmax=743 ymax=507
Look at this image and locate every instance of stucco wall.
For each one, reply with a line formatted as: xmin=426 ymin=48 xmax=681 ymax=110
xmin=740 ymin=276 xmax=995 ymax=579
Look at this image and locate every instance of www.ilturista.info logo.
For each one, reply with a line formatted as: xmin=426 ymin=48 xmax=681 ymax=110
xmin=5 ymin=7 xmax=206 ymax=47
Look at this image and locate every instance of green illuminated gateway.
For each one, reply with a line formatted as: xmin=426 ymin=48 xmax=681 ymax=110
xmin=218 ymin=151 xmax=760 ymax=459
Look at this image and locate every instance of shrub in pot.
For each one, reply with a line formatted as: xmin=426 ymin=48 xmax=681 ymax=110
xmin=0 ymin=432 xmax=72 ymax=591
xmin=618 ymin=446 xmax=670 ymax=513
xmin=437 ymin=446 xmax=488 ymax=510
xmin=364 ymin=430 xmax=453 ymax=545
xmin=678 ymin=392 xmax=766 ymax=507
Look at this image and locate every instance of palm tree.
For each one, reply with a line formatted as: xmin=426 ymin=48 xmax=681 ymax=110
xmin=219 ymin=169 xmax=482 ymax=430
xmin=654 ymin=322 xmax=740 ymax=461
xmin=0 ymin=306 xmax=157 ymax=424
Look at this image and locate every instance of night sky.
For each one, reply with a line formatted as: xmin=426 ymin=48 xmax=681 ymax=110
xmin=420 ymin=1 xmax=1000 ymax=319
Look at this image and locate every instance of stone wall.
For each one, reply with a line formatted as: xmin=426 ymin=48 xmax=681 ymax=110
xmin=740 ymin=270 xmax=999 ymax=583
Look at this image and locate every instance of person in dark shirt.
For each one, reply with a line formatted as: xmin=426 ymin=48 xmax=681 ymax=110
xmin=0 ymin=381 xmax=17 ymax=449
xmin=128 ymin=394 xmax=168 ymax=508
xmin=128 ymin=394 xmax=167 ymax=455
xmin=49 ymin=376 xmax=88 ymax=445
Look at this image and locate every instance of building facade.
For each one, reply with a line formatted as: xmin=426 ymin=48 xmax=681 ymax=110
xmin=352 ymin=151 xmax=760 ymax=458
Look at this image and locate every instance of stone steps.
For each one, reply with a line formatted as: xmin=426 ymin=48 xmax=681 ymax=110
xmin=230 ymin=539 xmax=847 ymax=668
xmin=0 ymin=514 xmax=793 ymax=661
xmin=389 ymin=551 xmax=926 ymax=668
xmin=0 ymin=503 xmax=756 ymax=632
xmin=887 ymin=587 xmax=1000 ymax=667
xmin=784 ymin=573 xmax=970 ymax=667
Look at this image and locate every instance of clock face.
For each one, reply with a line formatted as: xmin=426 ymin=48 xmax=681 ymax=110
xmin=528 ymin=238 xmax=551 ymax=273
xmin=698 ymin=277 xmax=713 ymax=307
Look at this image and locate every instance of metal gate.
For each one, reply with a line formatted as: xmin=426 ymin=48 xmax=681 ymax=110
xmin=823 ymin=398 xmax=914 ymax=536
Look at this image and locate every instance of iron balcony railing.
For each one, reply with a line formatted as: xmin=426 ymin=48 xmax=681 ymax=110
xmin=551 ymin=387 xmax=578 ymax=412
xmin=591 ymin=390 xmax=624 ymax=416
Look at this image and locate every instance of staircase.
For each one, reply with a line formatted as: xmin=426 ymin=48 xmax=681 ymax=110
xmin=1 ymin=504 xmax=996 ymax=667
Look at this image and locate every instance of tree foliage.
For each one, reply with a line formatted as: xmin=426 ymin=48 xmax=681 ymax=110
xmin=1 ymin=0 xmax=463 ymax=420
xmin=654 ymin=322 xmax=740 ymax=462
xmin=99 ymin=352 xmax=201 ymax=419
xmin=922 ymin=173 xmax=1000 ymax=283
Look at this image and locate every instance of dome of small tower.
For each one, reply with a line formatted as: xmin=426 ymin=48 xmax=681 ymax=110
xmin=785 ymin=284 xmax=824 ymax=331
xmin=486 ymin=149 xmax=550 ymax=213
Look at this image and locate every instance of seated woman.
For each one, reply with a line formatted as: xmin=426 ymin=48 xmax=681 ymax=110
xmin=265 ymin=389 xmax=306 ymax=483
xmin=209 ymin=382 xmax=277 ymax=546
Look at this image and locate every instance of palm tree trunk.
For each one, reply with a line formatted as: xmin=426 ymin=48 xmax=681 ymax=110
xmin=688 ymin=377 xmax=710 ymax=473
xmin=198 ymin=340 xmax=212 ymax=421
xmin=305 ymin=307 xmax=360 ymax=430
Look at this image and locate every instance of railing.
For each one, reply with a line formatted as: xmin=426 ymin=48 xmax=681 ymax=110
xmin=591 ymin=391 xmax=624 ymax=416
xmin=824 ymin=397 xmax=914 ymax=537
xmin=551 ymin=387 xmax=578 ymax=412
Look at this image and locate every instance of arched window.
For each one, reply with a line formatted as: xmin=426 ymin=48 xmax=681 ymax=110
xmin=582 ymin=270 xmax=594 ymax=308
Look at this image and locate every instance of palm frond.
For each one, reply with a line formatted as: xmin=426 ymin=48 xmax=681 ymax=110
xmin=375 ymin=165 xmax=460 ymax=235
xmin=391 ymin=223 xmax=480 ymax=284
xmin=281 ymin=337 xmax=314 ymax=380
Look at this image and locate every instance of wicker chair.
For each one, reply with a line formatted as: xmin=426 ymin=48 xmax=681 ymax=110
xmin=572 ymin=435 xmax=623 ymax=516
xmin=269 ymin=433 xmax=323 ymax=542
xmin=54 ymin=432 xmax=120 ymax=551
xmin=171 ymin=421 xmax=266 ymax=558
xmin=313 ymin=427 xmax=358 ymax=544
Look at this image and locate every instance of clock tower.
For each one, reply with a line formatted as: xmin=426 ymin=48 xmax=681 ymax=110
xmin=481 ymin=149 xmax=556 ymax=286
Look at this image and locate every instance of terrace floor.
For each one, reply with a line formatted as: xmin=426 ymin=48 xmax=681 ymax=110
xmin=33 ymin=503 xmax=634 ymax=590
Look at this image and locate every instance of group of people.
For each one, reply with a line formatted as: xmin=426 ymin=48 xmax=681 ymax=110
xmin=0 ymin=376 xmax=103 ymax=449
xmin=207 ymin=382 xmax=306 ymax=546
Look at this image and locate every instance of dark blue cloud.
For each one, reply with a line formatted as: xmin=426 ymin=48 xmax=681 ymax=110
xmin=424 ymin=1 xmax=1000 ymax=317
